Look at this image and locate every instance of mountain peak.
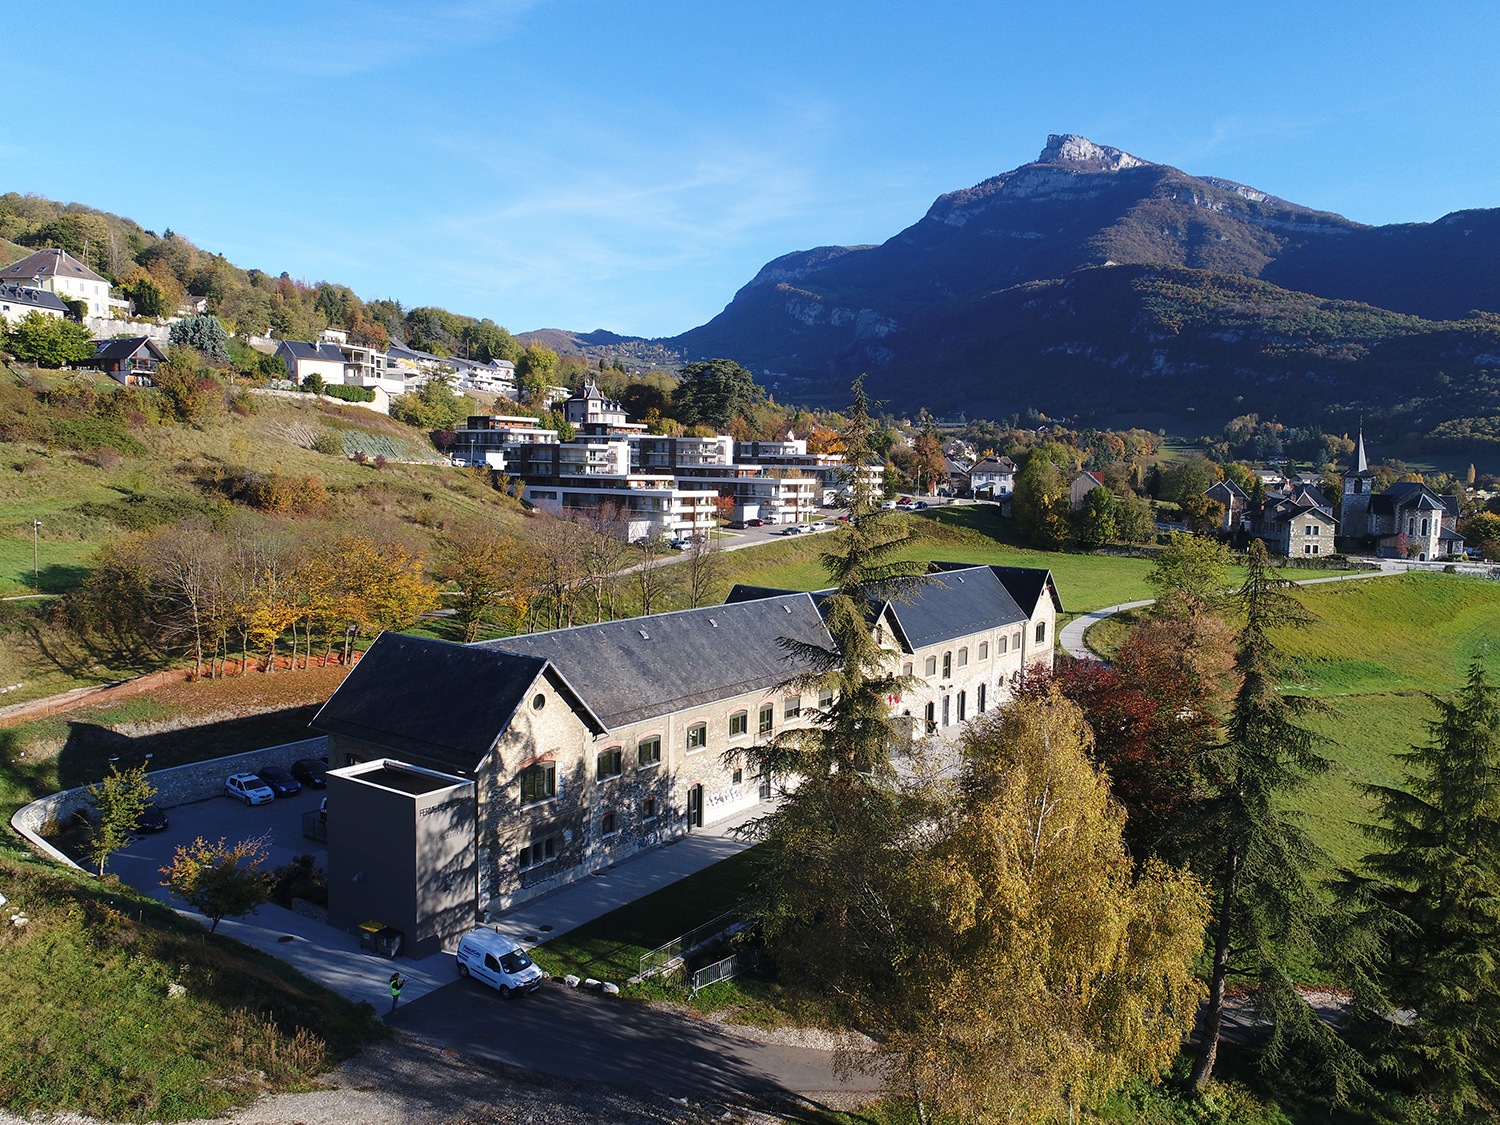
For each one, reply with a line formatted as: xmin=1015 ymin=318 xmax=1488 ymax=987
xmin=1037 ymin=133 xmax=1148 ymax=171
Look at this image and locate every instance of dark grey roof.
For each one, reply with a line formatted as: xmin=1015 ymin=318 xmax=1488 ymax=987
xmin=881 ymin=566 xmax=1030 ymax=652
xmin=1206 ymin=479 xmax=1249 ymax=502
xmin=277 ymin=340 xmax=346 ymax=362
xmin=310 ymin=632 xmax=550 ymax=773
xmin=928 ymin=562 xmax=1064 ymax=617
xmin=479 ymin=594 xmax=832 ymax=728
xmin=0 ymin=247 xmax=107 ymax=284
xmin=724 ymin=584 xmax=798 ymax=604
xmin=0 ymin=283 xmax=67 ymax=313
xmin=970 ymin=456 xmax=1015 ymax=473
xmin=88 ymin=336 xmax=165 ymax=362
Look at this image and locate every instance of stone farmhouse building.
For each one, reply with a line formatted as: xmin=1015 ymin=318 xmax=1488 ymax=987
xmin=310 ymin=562 xmax=1060 ymax=951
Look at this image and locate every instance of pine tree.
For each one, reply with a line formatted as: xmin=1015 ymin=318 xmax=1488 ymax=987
xmin=1189 ymin=540 xmax=1359 ymax=1093
xmin=1339 ymin=658 xmax=1500 ymax=1119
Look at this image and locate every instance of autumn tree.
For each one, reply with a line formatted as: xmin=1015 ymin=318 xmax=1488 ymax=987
xmin=1188 ymin=541 xmax=1357 ymax=1094
xmin=1073 ymin=485 xmax=1118 ymax=548
xmin=1147 ymin=530 xmax=1232 ymax=618
xmin=84 ymin=764 xmax=157 ymax=877
xmin=1115 ymin=489 xmax=1156 ymax=547
xmin=4 ymin=310 xmax=94 ymax=366
xmin=1338 ymin=658 xmax=1500 ymax=1119
xmin=909 ymin=428 xmax=945 ymax=495
xmin=159 ymin=835 xmax=272 ymax=932
xmin=440 ymin=527 xmax=533 ymax=642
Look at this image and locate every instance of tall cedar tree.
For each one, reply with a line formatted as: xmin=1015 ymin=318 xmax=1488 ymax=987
xmin=1189 ymin=540 xmax=1359 ymax=1094
xmin=1338 ymin=658 xmax=1500 ymax=1119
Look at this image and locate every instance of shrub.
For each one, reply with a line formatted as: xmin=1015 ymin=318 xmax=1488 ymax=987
xmin=322 ymin=384 xmax=375 ymax=403
xmin=311 ymin=431 xmax=343 ymax=455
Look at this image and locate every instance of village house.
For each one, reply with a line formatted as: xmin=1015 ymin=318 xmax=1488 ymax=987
xmin=1204 ymin=478 xmax=1251 ymax=533
xmin=968 ymin=455 xmax=1016 ymax=498
xmin=81 ymin=336 xmax=167 ymax=385
xmin=1256 ymin=482 xmax=1338 ymax=557
xmin=1069 ymin=470 xmax=1107 ymax=510
xmin=0 ymin=248 xmax=117 ymax=318
xmin=309 ymin=562 xmax=1061 ymax=951
xmin=0 ymin=282 xmax=67 ymax=326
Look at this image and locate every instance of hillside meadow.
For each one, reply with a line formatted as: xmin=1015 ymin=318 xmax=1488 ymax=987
xmin=1087 ymin=571 xmax=1500 ymax=867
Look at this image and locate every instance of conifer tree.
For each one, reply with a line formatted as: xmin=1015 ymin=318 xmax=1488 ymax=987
xmin=1339 ymin=658 xmax=1500 ymax=1119
xmin=1189 ymin=540 xmax=1358 ymax=1093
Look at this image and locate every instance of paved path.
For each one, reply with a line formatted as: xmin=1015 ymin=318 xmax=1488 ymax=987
xmin=1059 ymin=570 xmax=1397 ymax=661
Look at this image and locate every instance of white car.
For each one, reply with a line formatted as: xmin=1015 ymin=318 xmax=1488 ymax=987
xmin=226 ymin=772 xmax=276 ymax=805
xmin=455 ymin=928 xmax=547 ymax=997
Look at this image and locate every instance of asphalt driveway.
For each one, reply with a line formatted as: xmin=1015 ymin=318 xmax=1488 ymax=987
xmin=391 ymin=976 xmax=881 ymax=1101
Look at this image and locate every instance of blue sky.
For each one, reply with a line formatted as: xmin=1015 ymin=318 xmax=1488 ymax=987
xmin=4 ymin=2 xmax=1496 ymax=337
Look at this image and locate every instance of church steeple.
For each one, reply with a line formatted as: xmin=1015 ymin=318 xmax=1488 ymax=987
xmin=1355 ymin=425 xmax=1368 ymax=474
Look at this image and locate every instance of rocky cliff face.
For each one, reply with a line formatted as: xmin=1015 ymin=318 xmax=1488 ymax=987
xmin=665 ymin=136 xmax=1500 ymax=437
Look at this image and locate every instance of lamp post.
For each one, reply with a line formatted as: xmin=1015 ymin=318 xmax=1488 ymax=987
xmin=32 ymin=520 xmax=41 ymax=593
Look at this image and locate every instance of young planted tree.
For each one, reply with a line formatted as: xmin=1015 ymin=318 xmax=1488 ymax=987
xmin=440 ymin=527 xmax=533 ymax=642
xmin=1188 ymin=540 xmax=1357 ymax=1094
xmin=1339 ymin=658 xmax=1500 ymax=1119
xmin=633 ymin=533 xmax=673 ymax=616
xmin=159 ymin=835 xmax=272 ymax=932
xmin=1146 ymin=530 xmax=1233 ymax=619
xmin=84 ymin=765 xmax=157 ymax=877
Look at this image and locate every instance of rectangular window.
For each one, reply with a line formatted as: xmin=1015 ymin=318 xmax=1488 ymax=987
xmin=637 ymin=736 xmax=661 ymax=767
xmin=1034 ymin=621 xmax=1047 ymax=644
xmin=924 ymin=656 xmax=937 ymax=677
xmin=979 ymin=641 xmax=989 ymax=660
xmin=600 ymin=811 xmax=617 ymax=837
xmin=998 ymin=635 xmax=1008 ymax=655
xmin=957 ymin=647 xmax=968 ymax=668
xmin=902 ymin=661 xmax=913 ymax=678
xmin=818 ymin=689 xmax=835 ymax=710
xmin=942 ymin=695 xmax=951 ymax=726
xmin=518 ymin=762 xmax=556 ymax=805
xmin=642 ymin=797 xmax=659 ymax=821
xmin=518 ymin=835 xmax=556 ymax=870
xmin=925 ymin=701 xmax=936 ymax=733
xmin=942 ymin=652 xmax=953 ymax=678
xmin=1013 ymin=631 xmax=1023 ymax=649
xmin=957 ymin=691 xmax=967 ymax=722
xmin=758 ymin=704 xmax=774 ymax=735
xmin=733 ymin=768 xmax=743 ymax=785
xmin=978 ymin=683 xmax=987 ymax=712
xmin=686 ymin=723 xmax=707 ymax=751
xmin=784 ymin=695 xmax=802 ymax=720
xmin=1312 ymin=544 xmax=1320 ymax=555
xmin=729 ymin=711 xmax=748 ymax=736
xmin=596 ymin=747 xmax=622 ymax=779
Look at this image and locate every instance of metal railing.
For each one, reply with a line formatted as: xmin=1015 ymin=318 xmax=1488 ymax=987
xmin=691 ymin=949 xmax=758 ymax=995
xmin=637 ymin=902 xmax=747 ymax=980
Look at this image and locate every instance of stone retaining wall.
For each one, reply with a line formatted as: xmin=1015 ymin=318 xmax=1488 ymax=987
xmin=9 ymin=736 xmax=328 ymax=870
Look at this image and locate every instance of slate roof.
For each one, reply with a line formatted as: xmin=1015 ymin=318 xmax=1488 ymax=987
xmin=970 ymin=455 xmax=1016 ymax=474
xmin=1369 ymin=482 xmax=1459 ymax=519
xmin=88 ymin=337 xmax=165 ymax=362
xmin=478 ymin=593 xmax=833 ymax=728
xmin=310 ymin=633 xmax=553 ymax=774
xmin=0 ymin=283 xmax=66 ymax=313
xmin=277 ymin=340 xmax=346 ymax=363
xmin=0 ymin=248 xmax=106 ymax=284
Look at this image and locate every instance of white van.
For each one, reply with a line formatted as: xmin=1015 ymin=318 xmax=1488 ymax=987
xmin=454 ymin=928 xmax=546 ymax=996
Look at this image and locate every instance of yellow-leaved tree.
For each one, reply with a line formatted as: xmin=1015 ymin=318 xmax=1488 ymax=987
xmin=898 ymin=687 xmax=1209 ymax=1123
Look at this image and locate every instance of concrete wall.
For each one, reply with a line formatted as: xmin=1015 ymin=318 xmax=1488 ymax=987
xmin=10 ymin=737 xmax=327 ymax=869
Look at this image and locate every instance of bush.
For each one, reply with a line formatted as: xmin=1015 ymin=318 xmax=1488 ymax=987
xmin=269 ymin=855 xmax=327 ymax=908
xmin=311 ymin=431 xmax=343 ymax=455
xmin=322 ymin=384 xmax=375 ymax=403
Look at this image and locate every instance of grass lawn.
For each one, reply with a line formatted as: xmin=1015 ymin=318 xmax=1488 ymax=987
xmin=527 ymin=847 xmax=762 ymax=985
xmin=723 ymin=505 xmax=1162 ymax=614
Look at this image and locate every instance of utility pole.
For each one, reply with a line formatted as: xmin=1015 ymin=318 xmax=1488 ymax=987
xmin=32 ymin=520 xmax=42 ymax=592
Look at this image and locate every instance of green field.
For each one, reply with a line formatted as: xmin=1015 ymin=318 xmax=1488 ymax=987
xmin=721 ymin=505 xmax=1161 ymax=614
xmin=1085 ymin=571 xmax=1500 ymax=868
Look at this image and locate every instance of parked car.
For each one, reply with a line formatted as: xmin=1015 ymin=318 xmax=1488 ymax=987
xmin=455 ymin=928 xmax=547 ymax=997
xmin=226 ymin=773 xmax=276 ymax=805
xmin=291 ymin=758 xmax=329 ymax=788
xmin=778 ymin=525 xmax=805 ymax=536
xmin=744 ymin=517 xmax=764 ymax=527
xmin=666 ymin=537 xmax=689 ymax=550
xmin=255 ymin=765 xmax=302 ymax=797
xmin=71 ymin=802 xmax=168 ymax=834
xmin=133 ymin=803 xmax=169 ymax=833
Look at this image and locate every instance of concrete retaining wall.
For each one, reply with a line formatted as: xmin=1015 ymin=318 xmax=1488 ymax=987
xmin=9 ymin=736 xmax=328 ymax=870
